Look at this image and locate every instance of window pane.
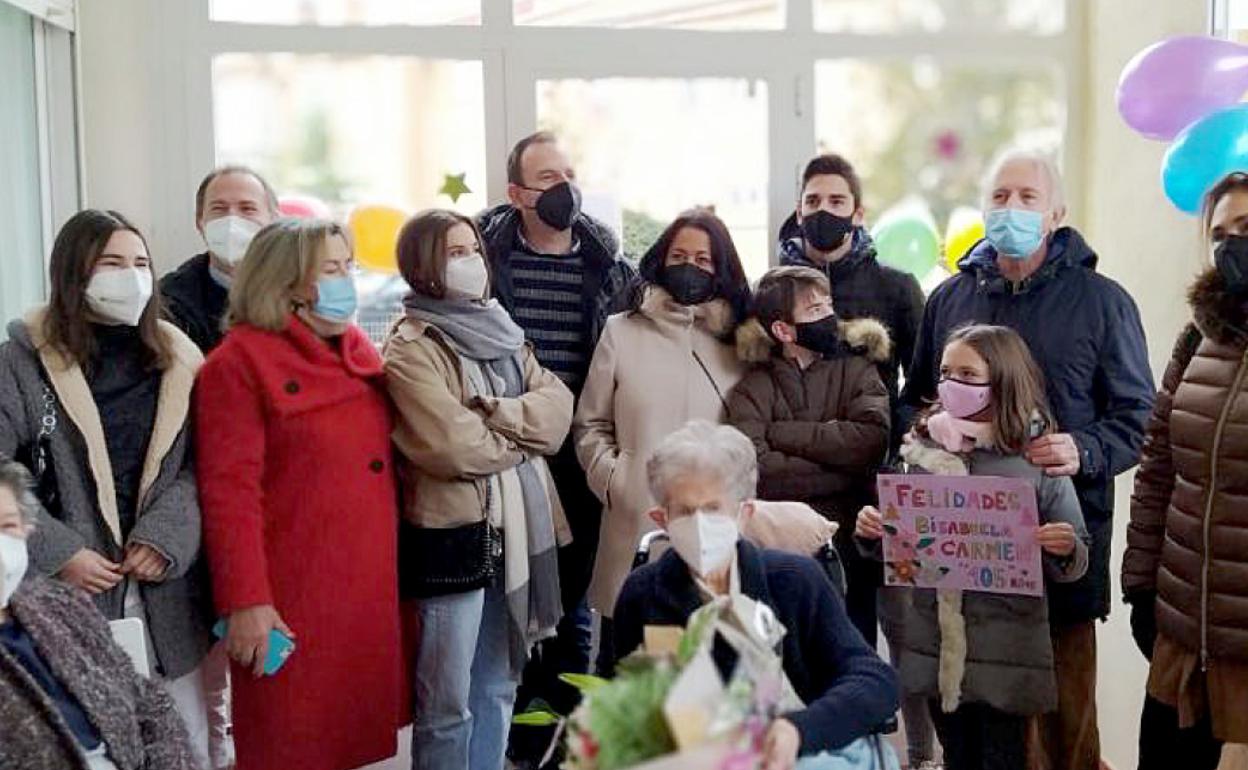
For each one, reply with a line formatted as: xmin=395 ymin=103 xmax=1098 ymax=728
xmin=815 ymin=59 xmax=1063 ymax=263
xmin=1231 ymin=0 xmax=1248 ymax=41
xmin=516 ymin=0 xmax=783 ymax=30
xmin=210 ymin=0 xmax=481 ymax=26
xmin=815 ymin=0 xmax=1064 ymax=34
xmin=213 ymin=54 xmax=487 ymax=341
xmin=0 ymin=4 xmax=45 ymax=335
xmin=538 ymin=78 xmax=770 ymax=278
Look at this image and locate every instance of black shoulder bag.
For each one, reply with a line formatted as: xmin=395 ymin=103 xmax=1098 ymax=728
xmin=14 ymin=384 xmax=61 ymax=517
xmin=400 ymin=478 xmax=503 ymax=599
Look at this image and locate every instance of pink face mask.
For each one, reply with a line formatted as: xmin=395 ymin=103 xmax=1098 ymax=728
xmin=937 ymin=377 xmax=992 ymax=419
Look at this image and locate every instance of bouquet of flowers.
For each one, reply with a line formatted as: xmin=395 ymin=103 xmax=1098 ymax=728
xmin=517 ymin=594 xmax=801 ymax=770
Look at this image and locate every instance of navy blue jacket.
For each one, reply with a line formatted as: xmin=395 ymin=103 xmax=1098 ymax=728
xmin=612 ymin=540 xmax=899 ymax=756
xmin=901 ymin=227 xmax=1155 ymax=624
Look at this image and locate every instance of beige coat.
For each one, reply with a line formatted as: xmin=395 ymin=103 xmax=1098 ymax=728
xmin=383 ymin=317 xmax=573 ymax=541
xmin=574 ymin=287 xmax=745 ymax=614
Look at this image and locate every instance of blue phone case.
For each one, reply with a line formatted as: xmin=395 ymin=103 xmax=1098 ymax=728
xmin=212 ymin=619 xmax=296 ymax=675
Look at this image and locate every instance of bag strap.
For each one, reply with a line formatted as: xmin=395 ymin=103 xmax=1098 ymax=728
xmin=691 ymin=349 xmax=728 ymax=411
xmin=37 ymin=383 xmax=57 ymax=441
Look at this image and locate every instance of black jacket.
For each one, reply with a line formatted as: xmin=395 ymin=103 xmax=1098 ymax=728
xmin=477 ymin=204 xmax=636 ymax=367
xmin=159 ymin=253 xmax=228 ymax=353
xmin=902 ymin=227 xmax=1155 ymax=624
xmin=613 ymin=540 xmax=899 ymax=756
xmin=778 ymin=219 xmax=925 ymax=451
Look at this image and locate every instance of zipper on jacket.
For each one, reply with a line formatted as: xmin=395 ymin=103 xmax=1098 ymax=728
xmin=1199 ymin=346 xmax=1248 ymax=671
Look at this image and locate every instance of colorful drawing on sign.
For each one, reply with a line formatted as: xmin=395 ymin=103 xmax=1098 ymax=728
xmin=876 ymin=474 xmax=1043 ymax=597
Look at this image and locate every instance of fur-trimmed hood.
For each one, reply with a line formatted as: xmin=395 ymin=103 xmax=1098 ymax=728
xmin=734 ymin=315 xmax=892 ymax=364
xmin=1189 ymin=266 xmax=1248 ymax=347
xmin=636 ymin=285 xmax=738 ymax=339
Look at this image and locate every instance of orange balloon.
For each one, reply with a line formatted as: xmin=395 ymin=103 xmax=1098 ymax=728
xmin=348 ymin=205 xmax=406 ymax=274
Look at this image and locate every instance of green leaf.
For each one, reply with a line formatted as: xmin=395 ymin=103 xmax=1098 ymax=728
xmin=916 ymin=536 xmax=935 ymax=549
xmin=677 ymin=603 xmax=719 ymax=665
xmin=559 ymin=673 xmax=610 ymax=693
xmin=882 ymin=523 xmax=899 ymax=536
xmin=512 ymin=710 xmax=563 ymax=727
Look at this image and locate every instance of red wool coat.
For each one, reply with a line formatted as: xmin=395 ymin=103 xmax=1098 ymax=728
xmin=196 ymin=319 xmax=402 ymax=770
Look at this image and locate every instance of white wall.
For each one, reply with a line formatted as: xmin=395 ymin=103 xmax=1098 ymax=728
xmin=78 ymin=0 xmax=204 ymax=270
xmin=1083 ymin=2 xmax=1208 ymax=769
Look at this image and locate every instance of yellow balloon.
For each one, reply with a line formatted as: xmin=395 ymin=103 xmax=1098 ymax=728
xmin=349 ymin=205 xmax=407 ymax=274
xmin=944 ymin=210 xmax=985 ymax=273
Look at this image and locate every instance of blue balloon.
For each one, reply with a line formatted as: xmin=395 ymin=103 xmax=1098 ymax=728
xmin=1163 ymin=104 xmax=1248 ymax=215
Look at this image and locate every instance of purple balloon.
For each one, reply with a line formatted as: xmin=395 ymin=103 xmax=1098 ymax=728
xmin=1117 ymin=36 xmax=1248 ymax=141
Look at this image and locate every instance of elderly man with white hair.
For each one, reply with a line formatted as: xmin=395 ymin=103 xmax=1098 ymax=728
xmin=901 ymin=148 xmax=1155 ymax=770
xmin=611 ymin=420 xmax=899 ymax=770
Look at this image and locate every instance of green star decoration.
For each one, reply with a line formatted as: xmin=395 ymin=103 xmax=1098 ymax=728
xmin=439 ymin=172 xmax=471 ymax=203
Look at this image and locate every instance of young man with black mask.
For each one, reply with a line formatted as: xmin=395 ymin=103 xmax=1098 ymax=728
xmin=779 ymin=154 xmax=925 ymax=454
xmin=478 ymin=132 xmax=635 ymax=770
xmin=778 ymin=154 xmax=935 ymax=769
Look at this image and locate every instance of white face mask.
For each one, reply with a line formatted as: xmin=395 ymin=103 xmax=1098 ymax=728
xmin=86 ymin=268 xmax=153 ymax=327
xmin=444 ymin=253 xmax=489 ymax=300
xmin=667 ymin=509 xmax=740 ymax=578
xmin=0 ymin=532 xmax=29 ymax=609
xmin=203 ymin=215 xmax=262 ymax=266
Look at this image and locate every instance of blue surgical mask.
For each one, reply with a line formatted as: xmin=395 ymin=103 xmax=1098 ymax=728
xmin=312 ymin=275 xmax=357 ymax=323
xmin=985 ymin=207 xmax=1046 ymax=259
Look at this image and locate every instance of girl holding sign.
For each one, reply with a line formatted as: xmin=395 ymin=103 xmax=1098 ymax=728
xmin=855 ymin=324 xmax=1089 ymax=770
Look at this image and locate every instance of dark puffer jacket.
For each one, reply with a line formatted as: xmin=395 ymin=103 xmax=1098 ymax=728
xmin=0 ymin=577 xmax=195 ymax=770
xmin=726 ymin=315 xmax=891 ymax=529
xmin=1124 ymin=268 xmax=1248 ymax=660
xmin=903 ymin=227 xmax=1155 ymax=625
xmin=778 ymin=221 xmax=925 ymax=450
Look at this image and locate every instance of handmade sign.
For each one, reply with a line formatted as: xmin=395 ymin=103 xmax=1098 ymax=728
xmin=876 ymin=474 xmax=1042 ymax=597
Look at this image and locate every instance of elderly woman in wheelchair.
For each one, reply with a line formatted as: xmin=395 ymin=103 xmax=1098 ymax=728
xmin=611 ymin=420 xmax=900 ymax=770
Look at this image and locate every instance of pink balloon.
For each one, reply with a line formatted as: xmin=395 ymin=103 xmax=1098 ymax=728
xmin=1117 ymin=36 xmax=1248 ymax=141
xmin=278 ymin=194 xmax=331 ymax=219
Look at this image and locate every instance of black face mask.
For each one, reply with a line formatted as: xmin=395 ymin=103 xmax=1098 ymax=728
xmin=524 ymin=181 xmax=582 ymax=231
xmin=1215 ymin=235 xmax=1248 ymax=295
xmin=662 ymin=263 xmax=717 ymax=306
xmin=794 ymin=314 xmax=841 ymax=356
xmin=801 ymin=210 xmax=854 ymax=253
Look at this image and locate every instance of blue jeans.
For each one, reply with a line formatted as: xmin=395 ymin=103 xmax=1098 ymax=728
xmin=411 ymin=583 xmax=518 ymax=770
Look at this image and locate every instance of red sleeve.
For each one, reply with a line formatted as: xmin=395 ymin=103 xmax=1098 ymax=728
xmin=196 ymin=346 xmax=273 ymax=615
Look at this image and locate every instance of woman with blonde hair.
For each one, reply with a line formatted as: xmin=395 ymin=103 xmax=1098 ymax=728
xmin=195 ymin=218 xmax=402 ymax=770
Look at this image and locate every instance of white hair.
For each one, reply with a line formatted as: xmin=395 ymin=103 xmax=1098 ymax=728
xmin=0 ymin=458 xmax=38 ymax=526
xmin=981 ymin=147 xmax=1066 ymax=213
xmin=646 ymin=420 xmax=758 ymax=505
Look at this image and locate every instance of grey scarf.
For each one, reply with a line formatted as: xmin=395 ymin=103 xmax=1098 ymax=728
xmin=403 ymin=292 xmax=525 ymax=360
xmin=404 ymin=292 xmax=562 ymax=669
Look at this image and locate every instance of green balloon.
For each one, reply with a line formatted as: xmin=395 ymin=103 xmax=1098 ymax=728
xmin=872 ymin=217 xmax=941 ymax=277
